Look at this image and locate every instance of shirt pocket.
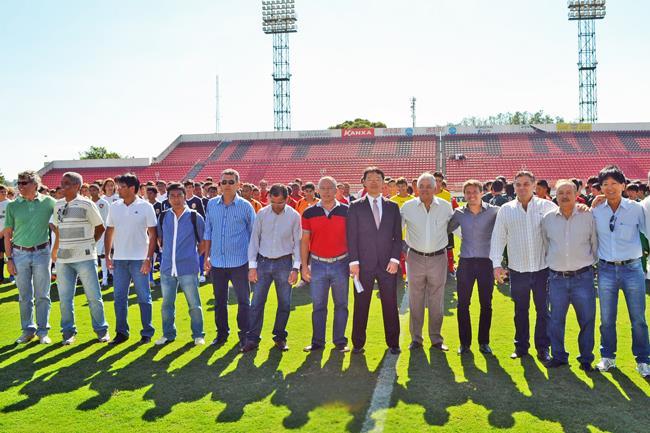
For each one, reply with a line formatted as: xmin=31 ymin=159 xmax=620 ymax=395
xmin=617 ymin=223 xmax=637 ymax=242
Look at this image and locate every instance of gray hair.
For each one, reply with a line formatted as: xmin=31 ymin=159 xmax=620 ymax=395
xmin=554 ymin=179 xmax=577 ymax=192
xmin=318 ymin=176 xmax=337 ymax=189
xmin=63 ymin=171 xmax=83 ymax=186
xmin=17 ymin=170 xmax=41 ymax=185
xmin=221 ymin=168 xmax=240 ymax=183
xmin=417 ymin=172 xmax=436 ymax=189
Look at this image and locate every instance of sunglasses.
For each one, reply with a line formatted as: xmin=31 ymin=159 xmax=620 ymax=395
xmin=57 ymin=202 xmax=69 ymax=223
xmin=17 ymin=181 xmax=31 ymax=186
xmin=609 ymin=215 xmax=617 ymax=232
xmin=221 ymin=180 xmax=236 ymax=186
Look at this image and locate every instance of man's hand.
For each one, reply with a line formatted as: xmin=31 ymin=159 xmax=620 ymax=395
xmin=204 ymin=256 xmax=212 ymax=274
xmin=288 ymin=270 xmax=298 ymax=285
xmin=140 ymin=259 xmax=151 ymax=275
xmin=576 ymin=203 xmax=590 ymax=213
xmin=51 ymin=250 xmax=58 ymax=263
xmin=7 ymin=260 xmax=17 ymax=276
xmin=494 ymin=266 xmax=508 ymax=284
xmin=591 ymin=194 xmax=606 ymax=208
xmin=349 ymin=263 xmax=360 ymax=279
xmin=106 ymin=256 xmax=114 ymax=271
xmin=249 ymin=268 xmax=258 ymax=283
xmin=386 ymin=261 xmax=399 ymax=274
xmin=301 ymin=264 xmax=311 ymax=283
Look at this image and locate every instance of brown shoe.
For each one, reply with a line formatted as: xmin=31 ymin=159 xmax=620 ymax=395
xmin=274 ymin=340 xmax=289 ymax=351
xmin=240 ymin=341 xmax=259 ymax=353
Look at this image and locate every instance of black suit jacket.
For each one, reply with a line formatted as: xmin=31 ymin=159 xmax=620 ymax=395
xmin=347 ymin=196 xmax=402 ymax=271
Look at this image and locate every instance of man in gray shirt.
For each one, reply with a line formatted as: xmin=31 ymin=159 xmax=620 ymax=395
xmin=541 ymin=179 xmax=598 ymax=371
xmin=242 ymin=184 xmax=301 ymax=353
xmin=448 ymin=180 xmax=499 ymax=355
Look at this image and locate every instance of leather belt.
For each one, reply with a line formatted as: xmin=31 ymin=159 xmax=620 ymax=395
xmin=549 ymin=265 xmax=593 ymax=278
xmin=13 ymin=242 xmax=49 ymax=252
xmin=409 ymin=247 xmax=446 ymax=257
xmin=599 ymin=258 xmax=640 ymax=266
xmin=259 ymin=254 xmax=292 ymax=261
xmin=310 ymin=253 xmax=348 ymax=263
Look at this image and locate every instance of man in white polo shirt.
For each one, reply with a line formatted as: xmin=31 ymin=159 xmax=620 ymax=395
xmin=52 ymin=172 xmax=110 ymax=345
xmin=104 ymin=173 xmax=158 ymax=345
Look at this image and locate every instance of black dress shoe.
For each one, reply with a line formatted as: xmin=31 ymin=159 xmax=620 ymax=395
xmin=138 ymin=336 xmax=151 ymax=345
xmin=352 ymin=347 xmax=365 ymax=354
xmin=240 ymin=341 xmax=259 ymax=353
xmin=211 ymin=336 xmax=228 ymax=346
xmin=389 ymin=346 xmax=401 ymax=355
xmin=408 ymin=341 xmax=423 ymax=350
xmin=510 ymin=350 xmax=529 ymax=359
xmin=537 ymin=350 xmax=552 ymax=363
xmin=432 ymin=342 xmax=449 ymax=352
xmin=479 ymin=344 xmax=493 ymax=354
xmin=108 ymin=333 xmax=129 ymax=345
xmin=303 ymin=344 xmax=324 ymax=352
xmin=545 ymin=358 xmax=568 ymax=368
xmin=579 ymin=362 xmax=595 ymax=372
xmin=457 ymin=345 xmax=471 ymax=355
xmin=274 ymin=340 xmax=289 ymax=351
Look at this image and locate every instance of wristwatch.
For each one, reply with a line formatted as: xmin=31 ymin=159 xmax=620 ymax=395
xmin=6 ymin=256 xmax=13 ymax=261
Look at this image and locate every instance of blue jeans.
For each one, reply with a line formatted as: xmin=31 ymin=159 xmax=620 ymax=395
xmin=57 ymin=260 xmax=109 ymax=339
xmin=113 ymin=259 xmax=155 ymax=338
xmin=160 ymin=273 xmax=204 ymax=339
xmin=13 ymin=247 xmax=52 ymax=337
xmin=309 ymin=258 xmax=349 ymax=346
xmin=548 ymin=268 xmax=596 ymax=363
xmin=248 ymin=255 xmax=292 ymax=343
xmin=598 ymin=259 xmax=650 ymax=363
xmin=509 ymin=268 xmax=550 ymax=353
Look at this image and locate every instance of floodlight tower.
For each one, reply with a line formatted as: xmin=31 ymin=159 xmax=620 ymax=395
xmin=568 ymin=0 xmax=606 ymax=123
xmin=410 ymin=97 xmax=416 ymax=128
xmin=262 ymin=0 xmax=297 ymax=131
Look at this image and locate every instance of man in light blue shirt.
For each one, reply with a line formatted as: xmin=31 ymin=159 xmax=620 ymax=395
xmin=203 ymin=169 xmax=256 ymax=347
xmin=155 ymin=183 xmax=206 ymax=347
xmin=592 ymin=165 xmax=650 ymax=377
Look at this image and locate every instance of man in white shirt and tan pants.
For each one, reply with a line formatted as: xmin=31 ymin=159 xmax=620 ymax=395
xmin=400 ymin=172 xmax=453 ymax=351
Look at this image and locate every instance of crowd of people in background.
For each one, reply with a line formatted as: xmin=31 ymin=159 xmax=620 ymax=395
xmin=1 ymin=164 xmax=650 ymax=379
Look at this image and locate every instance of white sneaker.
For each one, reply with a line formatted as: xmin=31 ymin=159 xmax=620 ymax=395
xmin=62 ymin=335 xmax=76 ymax=346
xmin=194 ymin=337 xmax=205 ymax=346
xmin=15 ymin=333 xmax=35 ymax=344
xmin=596 ymin=357 xmax=616 ymax=372
xmin=154 ymin=336 xmax=173 ymax=346
xmin=39 ymin=335 xmax=52 ymax=345
xmin=98 ymin=332 xmax=111 ymax=343
xmin=199 ymin=275 xmax=206 ymax=284
xmin=636 ymin=362 xmax=650 ymax=378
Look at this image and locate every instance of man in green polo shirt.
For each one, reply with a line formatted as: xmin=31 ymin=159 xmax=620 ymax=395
xmin=4 ymin=170 xmax=56 ymax=344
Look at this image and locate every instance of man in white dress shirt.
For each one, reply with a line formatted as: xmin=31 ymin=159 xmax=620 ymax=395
xmin=490 ymin=170 xmax=557 ymax=362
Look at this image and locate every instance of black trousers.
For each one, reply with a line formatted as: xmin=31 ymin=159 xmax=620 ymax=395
xmin=509 ymin=268 xmax=550 ymax=353
xmin=456 ymin=257 xmax=494 ymax=346
xmin=352 ymin=266 xmax=400 ymax=349
xmin=210 ymin=264 xmax=250 ymax=343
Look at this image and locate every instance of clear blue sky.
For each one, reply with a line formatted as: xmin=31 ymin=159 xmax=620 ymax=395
xmin=1 ymin=0 xmax=648 ymax=180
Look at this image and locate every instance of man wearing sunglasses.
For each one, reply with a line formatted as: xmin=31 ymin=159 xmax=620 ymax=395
xmin=203 ymin=169 xmax=256 ymax=347
xmin=0 ymin=184 xmax=12 ymax=284
xmin=592 ymin=165 xmax=650 ymax=377
xmin=51 ymin=172 xmax=109 ymax=345
xmin=4 ymin=171 xmax=57 ymax=344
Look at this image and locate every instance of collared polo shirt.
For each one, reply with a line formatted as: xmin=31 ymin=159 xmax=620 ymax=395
xmin=106 ymin=197 xmax=157 ymax=260
xmin=301 ymin=201 xmax=348 ymax=258
xmin=5 ymin=193 xmax=56 ymax=247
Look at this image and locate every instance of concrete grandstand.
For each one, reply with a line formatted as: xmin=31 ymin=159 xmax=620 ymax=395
xmin=38 ymin=122 xmax=650 ymax=190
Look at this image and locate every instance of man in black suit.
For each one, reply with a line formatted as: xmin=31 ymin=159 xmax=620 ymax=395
xmin=348 ymin=167 xmax=403 ymax=354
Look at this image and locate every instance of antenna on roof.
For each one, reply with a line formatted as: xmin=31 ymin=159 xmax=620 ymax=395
xmin=215 ymin=74 xmax=221 ymax=133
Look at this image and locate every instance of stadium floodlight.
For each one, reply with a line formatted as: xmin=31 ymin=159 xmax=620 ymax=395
xmin=261 ymin=0 xmax=298 ymax=131
xmin=567 ymin=0 xmax=606 ymax=123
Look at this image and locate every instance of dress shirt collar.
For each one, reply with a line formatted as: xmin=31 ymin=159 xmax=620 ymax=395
xmin=317 ymin=200 xmax=341 ymax=209
xmin=553 ymin=205 xmax=579 ymax=218
xmin=604 ymin=197 xmax=631 ymax=212
xmin=415 ymin=196 xmax=441 ymax=208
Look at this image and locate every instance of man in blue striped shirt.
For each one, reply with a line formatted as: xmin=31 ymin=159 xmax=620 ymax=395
xmin=203 ymin=169 xmax=256 ymax=347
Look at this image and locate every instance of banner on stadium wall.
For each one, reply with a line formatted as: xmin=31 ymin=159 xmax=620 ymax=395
xmin=341 ymin=128 xmax=375 ymax=138
xmin=556 ymin=123 xmax=592 ymax=132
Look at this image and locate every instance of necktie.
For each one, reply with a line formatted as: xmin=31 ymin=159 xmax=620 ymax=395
xmin=372 ymin=198 xmax=381 ymax=229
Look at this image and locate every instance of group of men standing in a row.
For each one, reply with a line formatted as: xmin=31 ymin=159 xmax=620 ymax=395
xmin=3 ymin=165 xmax=649 ymax=377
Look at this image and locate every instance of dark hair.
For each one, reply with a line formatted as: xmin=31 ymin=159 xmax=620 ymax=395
xmin=505 ymin=182 xmax=515 ymax=196
xmin=302 ymin=182 xmax=316 ymax=191
xmin=156 ymin=180 xmax=167 ymax=185
xmin=536 ymin=179 xmax=550 ymax=191
xmin=395 ymin=177 xmax=408 ymax=186
xmin=183 ymin=179 xmax=194 ymax=186
xmin=491 ymin=179 xmax=504 ymax=193
xmin=598 ymin=165 xmax=626 ymax=185
xmin=433 ymin=171 xmax=444 ymax=179
xmin=496 ymin=176 xmax=507 ymax=184
xmin=515 ymin=170 xmax=535 ymax=182
xmin=483 ymin=180 xmax=493 ymax=192
xmin=269 ymin=183 xmax=288 ymax=199
xmin=626 ymin=183 xmax=640 ymax=192
xmin=166 ymin=182 xmax=185 ymax=195
xmin=0 ymin=185 xmax=6 ymax=192
xmin=146 ymin=186 xmax=158 ymax=194
xmin=571 ymin=178 xmax=582 ymax=190
xmin=362 ymin=166 xmax=385 ymax=181
xmin=118 ymin=173 xmax=139 ymax=192
xmin=592 ymin=182 xmax=601 ymax=192
xmin=587 ymin=176 xmax=598 ymax=185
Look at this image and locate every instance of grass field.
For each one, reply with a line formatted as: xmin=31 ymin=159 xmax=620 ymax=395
xmin=0 ymin=250 xmax=649 ymax=433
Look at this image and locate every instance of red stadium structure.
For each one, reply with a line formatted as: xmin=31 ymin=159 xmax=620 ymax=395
xmin=38 ymin=122 xmax=650 ymax=191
